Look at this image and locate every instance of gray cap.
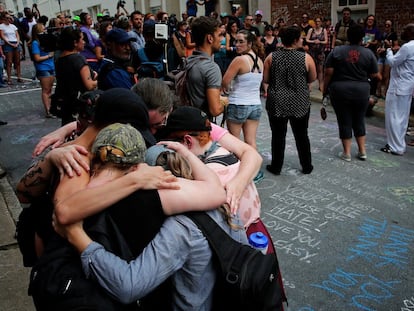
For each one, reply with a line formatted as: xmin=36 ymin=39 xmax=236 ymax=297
xmin=145 ymin=144 xmax=175 ymax=167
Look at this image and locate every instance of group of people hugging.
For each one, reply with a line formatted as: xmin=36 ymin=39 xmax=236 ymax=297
xmin=16 ymin=78 xmax=286 ymax=309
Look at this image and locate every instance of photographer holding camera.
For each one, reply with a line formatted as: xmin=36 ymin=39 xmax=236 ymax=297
xmin=116 ymin=1 xmax=129 ymax=17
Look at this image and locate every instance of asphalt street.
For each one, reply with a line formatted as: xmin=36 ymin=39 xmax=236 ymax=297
xmin=0 ymin=60 xmax=413 ymax=311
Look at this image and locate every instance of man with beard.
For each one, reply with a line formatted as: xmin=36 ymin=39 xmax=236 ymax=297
xmin=332 ymin=7 xmax=355 ymax=48
xmin=128 ymin=11 xmax=145 ymax=52
xmin=98 ymin=28 xmax=137 ymax=90
xmin=186 ymin=16 xmax=228 ymax=118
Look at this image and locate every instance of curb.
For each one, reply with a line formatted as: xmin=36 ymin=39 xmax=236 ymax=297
xmin=0 ymin=165 xmax=22 ymax=225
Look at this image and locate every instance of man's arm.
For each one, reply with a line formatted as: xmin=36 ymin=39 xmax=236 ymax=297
xmin=58 ymin=216 xmax=199 ymax=304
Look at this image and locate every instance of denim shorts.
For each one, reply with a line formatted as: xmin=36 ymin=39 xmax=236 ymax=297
xmin=226 ymin=104 xmax=262 ymax=123
xmin=377 ymin=56 xmax=389 ymax=65
xmin=36 ymin=69 xmax=55 ymax=78
xmin=3 ymin=42 xmax=21 ymax=53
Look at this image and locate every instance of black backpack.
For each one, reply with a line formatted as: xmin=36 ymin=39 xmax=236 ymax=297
xmin=186 ymin=212 xmax=284 ymax=311
xmin=28 ymin=211 xmax=138 ymax=311
xmin=137 ymin=48 xmax=165 ymax=79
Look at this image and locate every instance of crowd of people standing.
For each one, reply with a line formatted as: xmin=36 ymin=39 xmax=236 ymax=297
xmin=0 ymin=3 xmax=412 ymax=162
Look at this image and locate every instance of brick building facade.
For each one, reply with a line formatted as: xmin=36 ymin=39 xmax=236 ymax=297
xmin=270 ymin=0 xmax=414 ymax=35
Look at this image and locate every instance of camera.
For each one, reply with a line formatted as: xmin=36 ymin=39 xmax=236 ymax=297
xmin=117 ymin=1 xmax=126 ymax=8
xmin=38 ymin=28 xmax=61 ymax=52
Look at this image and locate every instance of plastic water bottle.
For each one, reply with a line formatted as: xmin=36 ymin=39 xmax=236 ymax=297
xmin=248 ymin=232 xmax=268 ymax=254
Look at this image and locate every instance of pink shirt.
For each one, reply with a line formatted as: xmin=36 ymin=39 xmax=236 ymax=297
xmin=206 ymin=144 xmax=261 ymax=228
xmin=210 ymin=123 xmax=228 ymax=142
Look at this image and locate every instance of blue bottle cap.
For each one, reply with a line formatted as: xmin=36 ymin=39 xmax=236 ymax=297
xmin=248 ymin=232 xmax=268 ymax=249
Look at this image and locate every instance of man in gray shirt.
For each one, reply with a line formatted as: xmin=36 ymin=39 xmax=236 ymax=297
xmin=186 ymin=16 xmax=228 ymax=118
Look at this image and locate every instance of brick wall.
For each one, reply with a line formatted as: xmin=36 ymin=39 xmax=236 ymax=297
xmin=270 ymin=0 xmax=414 ymax=36
xmin=374 ymin=0 xmax=414 ymax=34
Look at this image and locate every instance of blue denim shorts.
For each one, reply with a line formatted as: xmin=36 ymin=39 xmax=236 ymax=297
xmin=3 ymin=42 xmax=21 ymax=53
xmin=36 ymin=69 xmax=55 ymax=78
xmin=377 ymin=56 xmax=389 ymax=65
xmin=226 ymin=104 xmax=262 ymax=123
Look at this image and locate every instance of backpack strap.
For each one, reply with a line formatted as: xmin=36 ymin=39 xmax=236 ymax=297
xmin=186 ymin=211 xmax=248 ymax=280
xmin=245 ymin=53 xmax=261 ymax=73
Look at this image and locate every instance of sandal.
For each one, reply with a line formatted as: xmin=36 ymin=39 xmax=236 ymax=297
xmin=380 ymin=145 xmax=402 ymax=155
xmin=17 ymin=78 xmax=24 ymax=83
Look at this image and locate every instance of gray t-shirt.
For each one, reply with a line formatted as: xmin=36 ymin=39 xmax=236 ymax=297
xmin=186 ymin=50 xmax=222 ymax=114
xmin=325 ymin=45 xmax=378 ymax=83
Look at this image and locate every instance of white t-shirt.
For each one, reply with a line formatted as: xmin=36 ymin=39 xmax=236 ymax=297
xmin=0 ymin=23 xmax=18 ymax=42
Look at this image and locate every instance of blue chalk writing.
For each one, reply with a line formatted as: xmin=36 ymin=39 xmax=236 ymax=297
xmin=347 ymin=218 xmax=414 ymax=268
xmin=311 ymin=269 xmax=401 ymax=311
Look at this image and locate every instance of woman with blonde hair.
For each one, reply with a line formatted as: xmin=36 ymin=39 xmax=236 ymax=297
xmin=30 ymin=23 xmax=56 ymax=117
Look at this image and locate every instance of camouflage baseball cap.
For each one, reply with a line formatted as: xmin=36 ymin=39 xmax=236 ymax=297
xmin=92 ymin=123 xmax=147 ymax=164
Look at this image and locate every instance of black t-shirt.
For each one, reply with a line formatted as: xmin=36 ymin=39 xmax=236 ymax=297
xmin=55 ymin=53 xmax=90 ymax=100
xmin=86 ymin=189 xmax=172 ymax=310
xmin=105 ymin=190 xmax=166 ymax=255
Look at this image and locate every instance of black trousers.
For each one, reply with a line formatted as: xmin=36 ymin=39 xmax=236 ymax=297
xmin=268 ymin=110 xmax=312 ymax=172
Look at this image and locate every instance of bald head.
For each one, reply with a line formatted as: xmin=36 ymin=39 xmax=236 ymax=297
xmin=401 ymin=23 xmax=414 ymax=42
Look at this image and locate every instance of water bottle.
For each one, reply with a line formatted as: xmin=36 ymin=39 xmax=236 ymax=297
xmin=248 ymin=232 xmax=268 ymax=254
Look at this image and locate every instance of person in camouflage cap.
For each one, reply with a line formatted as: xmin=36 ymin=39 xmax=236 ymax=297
xmin=92 ymin=123 xmax=147 ymax=165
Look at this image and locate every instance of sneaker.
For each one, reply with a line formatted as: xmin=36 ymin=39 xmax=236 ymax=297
xmin=357 ymin=152 xmax=367 ymax=160
xmin=338 ymin=152 xmax=351 ymax=162
xmin=253 ymin=170 xmax=264 ymax=184
xmin=45 ymin=113 xmax=57 ymax=119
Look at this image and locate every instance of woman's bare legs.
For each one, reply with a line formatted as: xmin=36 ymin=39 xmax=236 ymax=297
xmin=5 ymin=51 xmax=13 ymax=83
xmin=12 ymin=48 xmax=21 ymax=81
xmin=39 ymin=76 xmax=55 ymax=115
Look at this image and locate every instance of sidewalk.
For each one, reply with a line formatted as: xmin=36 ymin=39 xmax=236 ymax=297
xmin=0 ymin=165 xmax=35 ymax=311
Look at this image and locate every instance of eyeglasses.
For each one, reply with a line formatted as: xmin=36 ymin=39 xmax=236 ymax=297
xmin=150 ymin=115 xmax=168 ymax=130
xmin=302 ymin=16 xmax=308 ymax=19
xmin=245 ymin=18 xmax=253 ymax=21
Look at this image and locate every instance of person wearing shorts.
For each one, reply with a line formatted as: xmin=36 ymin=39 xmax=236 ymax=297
xmin=0 ymin=12 xmax=22 ymax=84
xmin=31 ymin=23 xmax=55 ymax=117
xmin=222 ymin=29 xmax=264 ymax=183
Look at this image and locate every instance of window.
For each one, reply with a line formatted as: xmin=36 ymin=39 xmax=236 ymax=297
xmin=332 ymin=0 xmax=375 ymax=25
